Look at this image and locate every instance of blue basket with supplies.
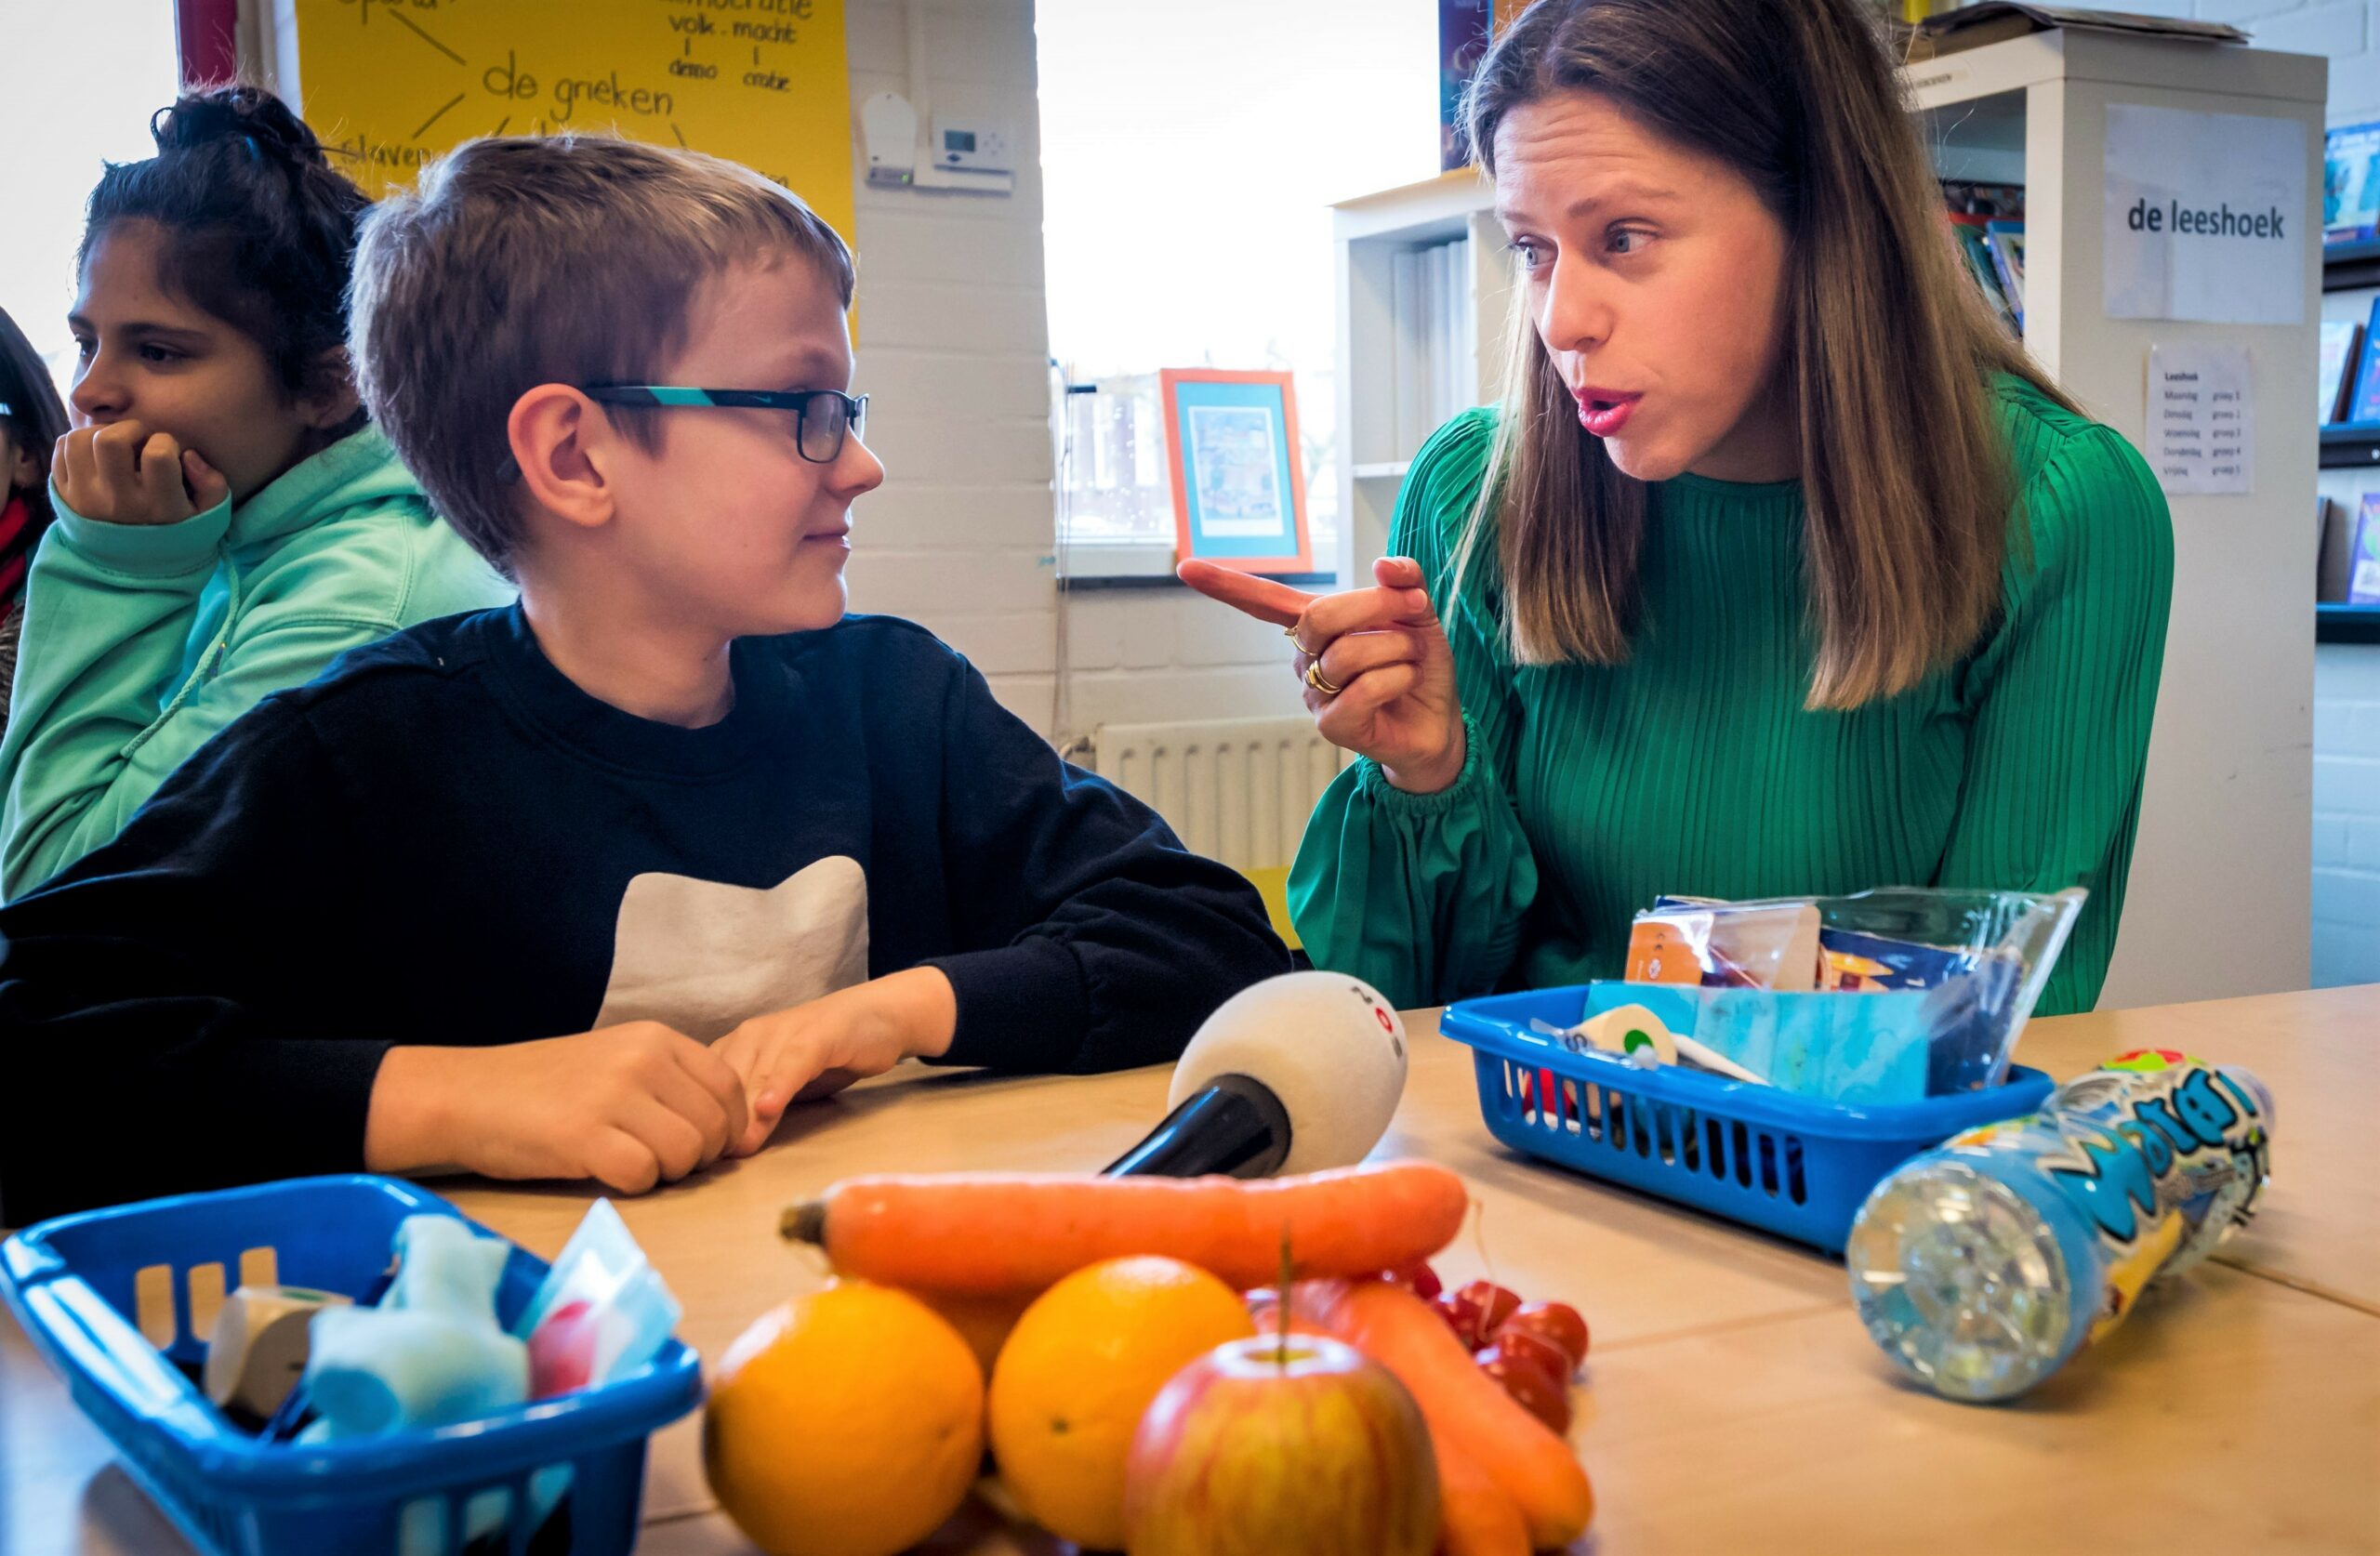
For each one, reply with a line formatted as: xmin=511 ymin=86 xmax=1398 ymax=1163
xmin=0 ymin=1175 xmax=703 ymax=1556
xmin=1442 ymin=984 xmax=2056 ymax=1252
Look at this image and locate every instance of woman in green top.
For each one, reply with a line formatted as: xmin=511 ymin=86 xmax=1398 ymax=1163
xmin=1184 ymin=0 xmax=2172 ymax=1017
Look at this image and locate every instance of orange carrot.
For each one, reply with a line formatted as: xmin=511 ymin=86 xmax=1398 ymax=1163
xmin=781 ymin=1161 xmax=1469 ymax=1295
xmin=1290 ymin=1278 xmax=1593 ymax=1549
xmin=1432 ymin=1429 xmax=1531 ymax=1556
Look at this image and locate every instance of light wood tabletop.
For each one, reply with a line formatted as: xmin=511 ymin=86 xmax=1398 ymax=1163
xmin=5 ymin=983 xmax=2375 ymax=1556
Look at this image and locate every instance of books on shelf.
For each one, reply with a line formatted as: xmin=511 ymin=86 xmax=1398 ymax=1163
xmin=2324 ymin=120 xmax=2380 ymax=246
xmin=2320 ymin=320 xmax=2363 ymax=424
xmin=1949 ymin=214 xmax=2016 ymax=335
xmin=1389 ymin=234 xmax=1475 ymax=459
xmin=1985 ymin=220 xmax=2026 ymax=333
xmin=2345 ymin=297 xmax=2380 ymax=428
xmin=1943 ymin=182 xmax=2023 ymax=337
xmin=2350 ymin=494 xmax=2380 ymax=607
xmin=2318 ymin=496 xmax=2343 ymax=604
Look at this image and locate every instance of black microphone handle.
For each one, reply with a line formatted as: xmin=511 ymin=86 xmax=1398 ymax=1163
xmin=1102 ymin=1074 xmax=1293 ymax=1179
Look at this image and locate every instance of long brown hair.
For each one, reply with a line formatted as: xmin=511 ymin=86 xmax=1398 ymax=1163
xmin=1460 ymin=0 xmax=2072 ymax=708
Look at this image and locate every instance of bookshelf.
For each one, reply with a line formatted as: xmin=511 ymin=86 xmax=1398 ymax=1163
xmin=1329 ymin=30 xmax=2326 ymax=1009
xmin=1329 ymin=169 xmax=1515 ymax=584
xmin=2320 ymin=239 xmax=2380 ymax=640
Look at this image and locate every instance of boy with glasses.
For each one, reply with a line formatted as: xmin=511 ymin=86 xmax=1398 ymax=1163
xmin=0 ymin=136 xmax=1288 ymax=1223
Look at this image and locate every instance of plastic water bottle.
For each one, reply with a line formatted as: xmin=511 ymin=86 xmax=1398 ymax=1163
xmin=1845 ymin=1050 xmax=2272 ymax=1403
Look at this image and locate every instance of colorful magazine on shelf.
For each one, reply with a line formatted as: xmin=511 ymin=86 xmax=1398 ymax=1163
xmin=2351 ymin=495 xmax=2380 ymax=607
xmin=2346 ymin=298 xmax=2380 ymax=427
xmin=2325 ymin=121 xmax=2380 ymax=244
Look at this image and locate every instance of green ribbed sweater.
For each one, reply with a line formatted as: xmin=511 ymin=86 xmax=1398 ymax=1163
xmin=1290 ymin=376 xmax=2173 ymax=1017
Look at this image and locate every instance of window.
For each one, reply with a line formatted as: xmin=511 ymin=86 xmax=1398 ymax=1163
xmin=0 ymin=3 xmax=182 ymax=393
xmin=1037 ymin=0 xmax=1440 ymax=576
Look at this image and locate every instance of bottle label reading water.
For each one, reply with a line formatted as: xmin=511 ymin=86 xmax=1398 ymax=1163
xmin=1846 ymin=1050 xmax=2271 ymax=1402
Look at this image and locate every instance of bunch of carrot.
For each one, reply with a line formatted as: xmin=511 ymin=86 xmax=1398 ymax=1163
xmin=781 ymin=1158 xmax=1593 ymax=1553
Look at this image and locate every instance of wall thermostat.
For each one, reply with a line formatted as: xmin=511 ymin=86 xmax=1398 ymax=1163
xmin=930 ymin=114 xmax=1014 ymax=175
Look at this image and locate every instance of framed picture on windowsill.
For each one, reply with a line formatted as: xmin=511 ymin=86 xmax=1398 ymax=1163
xmin=1159 ymin=367 xmax=1313 ymax=575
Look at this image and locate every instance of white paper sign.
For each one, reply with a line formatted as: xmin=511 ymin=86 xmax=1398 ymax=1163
xmin=2105 ymin=104 xmax=2306 ymax=324
xmin=2146 ymin=343 xmax=2254 ymax=496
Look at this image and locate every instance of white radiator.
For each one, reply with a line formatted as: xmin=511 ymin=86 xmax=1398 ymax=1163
xmin=1091 ymin=717 xmax=1351 ymax=873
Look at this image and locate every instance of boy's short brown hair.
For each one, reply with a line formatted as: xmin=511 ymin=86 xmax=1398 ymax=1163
xmin=350 ymin=134 xmax=854 ymax=578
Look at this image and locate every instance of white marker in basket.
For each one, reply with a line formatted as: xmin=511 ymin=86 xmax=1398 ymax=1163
xmin=1530 ymin=1005 xmax=1769 ymax=1086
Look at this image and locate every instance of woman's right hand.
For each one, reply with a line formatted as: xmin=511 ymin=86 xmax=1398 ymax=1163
xmin=1179 ymin=555 xmax=1467 ymax=794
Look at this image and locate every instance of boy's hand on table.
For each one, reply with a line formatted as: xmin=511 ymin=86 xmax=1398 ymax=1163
xmin=713 ymin=968 xmax=959 ymax=1155
xmin=52 ymin=422 xmax=229 ymax=525
xmin=365 ymin=1022 xmax=749 ymax=1194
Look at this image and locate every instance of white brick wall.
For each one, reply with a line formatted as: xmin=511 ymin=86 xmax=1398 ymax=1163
xmin=840 ymin=0 xmax=1311 ymax=742
xmin=2314 ymin=646 xmax=2380 ymax=984
xmin=2076 ymin=0 xmax=2380 ymax=120
xmin=840 ymin=0 xmax=1061 ymax=727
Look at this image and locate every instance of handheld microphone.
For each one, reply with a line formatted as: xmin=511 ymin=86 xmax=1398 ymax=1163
xmin=1104 ymin=971 xmax=1408 ymax=1179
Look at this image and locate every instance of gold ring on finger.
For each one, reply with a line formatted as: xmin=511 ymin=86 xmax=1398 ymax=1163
xmin=1285 ymin=622 xmax=1314 ymax=655
xmin=1304 ymin=661 xmax=1343 ymax=697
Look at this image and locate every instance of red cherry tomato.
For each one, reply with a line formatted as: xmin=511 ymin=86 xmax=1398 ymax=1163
xmin=1489 ymin=1325 xmax=1573 ymax=1385
xmin=1448 ymin=1280 xmax=1521 ymax=1350
xmin=1501 ymin=1300 xmax=1591 ymax=1368
xmin=1477 ymin=1345 xmax=1571 ymax=1434
xmin=1385 ymin=1261 xmax=1443 ymax=1301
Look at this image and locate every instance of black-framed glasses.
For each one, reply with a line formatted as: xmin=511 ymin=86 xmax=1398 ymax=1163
xmin=581 ymin=385 xmax=868 ymax=464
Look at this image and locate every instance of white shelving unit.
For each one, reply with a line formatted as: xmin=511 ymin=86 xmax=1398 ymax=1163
xmin=1330 ymin=169 xmax=1516 ymax=586
xmin=1328 ymin=31 xmax=2325 ymax=1009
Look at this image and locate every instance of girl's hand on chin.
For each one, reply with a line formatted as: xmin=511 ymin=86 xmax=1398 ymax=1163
xmin=52 ymin=423 xmax=228 ymax=526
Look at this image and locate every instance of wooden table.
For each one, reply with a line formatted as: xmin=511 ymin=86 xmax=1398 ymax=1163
xmin=6 ymin=985 xmax=2376 ymax=1555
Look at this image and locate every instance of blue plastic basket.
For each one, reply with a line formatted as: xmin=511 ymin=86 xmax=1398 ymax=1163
xmin=1442 ymin=986 xmax=2056 ymax=1252
xmin=0 ymin=1176 xmax=703 ymax=1556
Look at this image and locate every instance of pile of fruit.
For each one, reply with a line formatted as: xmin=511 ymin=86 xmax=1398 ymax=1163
xmin=704 ymin=1161 xmax=1593 ymax=1556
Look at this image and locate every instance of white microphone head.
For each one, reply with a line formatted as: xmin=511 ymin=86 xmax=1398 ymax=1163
xmin=1170 ymin=971 xmax=1408 ymax=1175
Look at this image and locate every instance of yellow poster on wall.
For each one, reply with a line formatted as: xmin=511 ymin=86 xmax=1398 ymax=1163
xmin=289 ymin=0 xmax=853 ymax=244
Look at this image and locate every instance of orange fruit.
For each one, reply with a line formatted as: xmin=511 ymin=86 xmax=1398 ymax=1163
xmin=986 ymin=1257 xmax=1256 ymax=1549
xmin=704 ymin=1281 xmax=985 ymax=1556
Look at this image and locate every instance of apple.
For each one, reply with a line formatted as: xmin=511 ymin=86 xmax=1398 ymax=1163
xmin=1124 ymin=1334 xmax=1439 ymax=1556
xmin=1477 ymin=1344 xmax=1570 ymax=1434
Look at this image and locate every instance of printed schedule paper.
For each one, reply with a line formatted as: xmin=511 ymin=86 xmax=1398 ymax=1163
xmin=2146 ymin=342 xmax=2254 ymax=497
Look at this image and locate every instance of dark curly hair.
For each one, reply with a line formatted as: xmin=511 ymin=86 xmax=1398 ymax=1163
xmin=81 ymin=86 xmax=371 ymax=421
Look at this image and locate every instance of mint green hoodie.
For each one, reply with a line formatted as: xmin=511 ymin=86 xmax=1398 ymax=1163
xmin=0 ymin=426 xmax=511 ymax=898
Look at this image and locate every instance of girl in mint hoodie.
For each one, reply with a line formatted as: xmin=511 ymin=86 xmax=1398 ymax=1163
xmin=0 ymin=88 xmax=509 ymax=899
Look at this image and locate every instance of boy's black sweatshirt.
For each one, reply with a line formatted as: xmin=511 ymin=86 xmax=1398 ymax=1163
xmin=0 ymin=606 xmax=1289 ymax=1223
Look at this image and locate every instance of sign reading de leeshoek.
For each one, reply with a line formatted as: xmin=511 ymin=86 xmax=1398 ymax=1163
xmin=2104 ymin=102 xmax=2307 ymax=326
